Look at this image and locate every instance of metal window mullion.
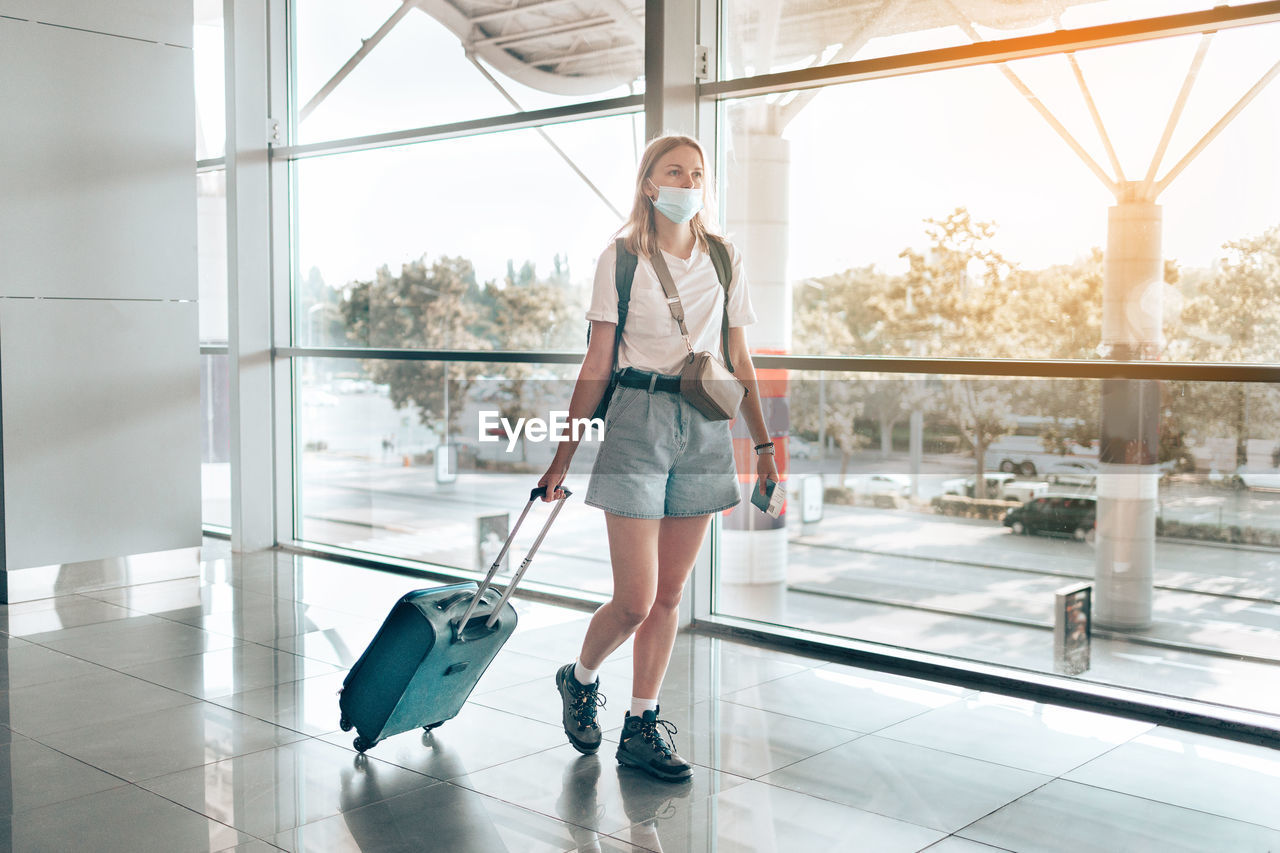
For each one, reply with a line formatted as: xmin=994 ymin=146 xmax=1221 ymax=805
xmin=269 ymin=0 xmax=295 ymax=551
xmin=690 ymin=0 xmax=721 ymax=629
xmin=272 ymin=347 xmax=1280 ymax=383
xmin=273 ymin=94 xmax=643 ymax=160
xmin=700 ymin=1 xmax=1280 ymax=101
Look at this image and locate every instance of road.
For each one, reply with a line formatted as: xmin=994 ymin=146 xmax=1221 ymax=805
xmin=240 ymin=390 xmax=1280 ymax=718
xmin=282 ymin=459 xmax=1280 ymax=650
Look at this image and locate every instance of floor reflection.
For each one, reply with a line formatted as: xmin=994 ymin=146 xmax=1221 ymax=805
xmin=614 ymin=765 xmax=693 ymax=853
xmin=2 ymin=541 xmax=1277 ymax=852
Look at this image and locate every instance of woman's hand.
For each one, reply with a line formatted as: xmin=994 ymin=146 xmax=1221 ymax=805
xmin=756 ymin=452 xmax=780 ymax=493
xmin=538 ymin=453 xmax=571 ymax=502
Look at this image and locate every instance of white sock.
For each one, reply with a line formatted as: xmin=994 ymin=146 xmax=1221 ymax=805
xmin=630 ymin=696 xmax=659 ymax=718
xmin=572 ymin=660 xmax=599 ymax=686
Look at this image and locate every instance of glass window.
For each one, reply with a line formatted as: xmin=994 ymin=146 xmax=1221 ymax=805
xmin=713 ymin=373 xmax=1280 ymax=723
xmin=294 ymin=357 xmax=614 ymax=596
xmin=198 ymin=169 xmax=228 ymax=344
xmin=197 ymin=165 xmax=228 ymax=532
xmin=201 ymin=353 xmax=231 ymax=530
xmin=720 ymin=23 xmax=1280 ymax=361
xmin=720 ymin=0 xmax=1268 ymax=80
xmin=294 ymin=0 xmax=643 ymax=144
xmin=293 ymin=114 xmax=643 ymax=348
xmin=194 ymin=0 xmax=225 ymax=160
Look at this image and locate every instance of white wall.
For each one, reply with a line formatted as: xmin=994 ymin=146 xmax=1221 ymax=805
xmin=0 ymin=7 xmax=200 ymax=591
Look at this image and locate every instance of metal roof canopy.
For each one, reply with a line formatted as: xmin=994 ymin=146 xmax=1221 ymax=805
xmin=299 ymin=0 xmax=1109 ymax=122
xmin=291 ymin=1 xmax=1280 ymax=224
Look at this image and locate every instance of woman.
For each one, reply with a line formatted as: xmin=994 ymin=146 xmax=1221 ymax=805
xmin=537 ymin=134 xmax=779 ymax=782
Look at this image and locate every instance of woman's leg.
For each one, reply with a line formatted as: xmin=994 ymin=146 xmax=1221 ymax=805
xmin=631 ymin=514 xmax=712 ymax=700
xmin=557 ymin=513 xmax=661 ymax=755
xmin=577 ymin=513 xmax=662 ymax=669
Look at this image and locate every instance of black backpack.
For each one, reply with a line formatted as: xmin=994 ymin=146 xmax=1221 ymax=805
xmin=588 ymin=236 xmax=735 ymax=419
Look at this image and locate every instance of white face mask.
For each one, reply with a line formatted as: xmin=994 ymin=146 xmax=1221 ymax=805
xmin=647 ymin=179 xmax=704 ymax=224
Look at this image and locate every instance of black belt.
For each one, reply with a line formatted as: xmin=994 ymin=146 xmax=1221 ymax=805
xmin=617 ymin=369 xmax=682 ymax=393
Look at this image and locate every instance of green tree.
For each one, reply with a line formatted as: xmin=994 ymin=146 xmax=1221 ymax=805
xmin=341 ymin=255 xmax=486 ymax=437
xmin=877 ymin=208 xmax=1018 ymax=358
xmin=1006 ymin=250 xmax=1104 ymax=360
xmin=1170 ymin=225 xmax=1280 ymax=466
xmin=944 ymin=380 xmax=1017 ymax=498
xmin=789 ymin=303 xmax=859 ymax=468
xmin=477 ymin=266 xmax=577 ymax=462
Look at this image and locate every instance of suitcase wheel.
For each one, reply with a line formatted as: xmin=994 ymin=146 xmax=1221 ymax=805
xmin=353 ymin=735 xmax=372 ymax=753
xmin=423 ymin=722 xmax=443 ymax=732
xmin=339 ymin=716 xmax=353 ymax=732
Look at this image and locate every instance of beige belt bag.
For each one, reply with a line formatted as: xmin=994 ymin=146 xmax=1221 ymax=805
xmin=679 ymin=351 xmax=745 ymax=421
xmin=650 ymin=248 xmax=746 ymax=422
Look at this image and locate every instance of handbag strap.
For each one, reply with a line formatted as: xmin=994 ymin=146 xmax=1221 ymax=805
xmin=648 ymin=249 xmax=695 ymax=357
xmin=649 ymin=246 xmax=734 ymax=371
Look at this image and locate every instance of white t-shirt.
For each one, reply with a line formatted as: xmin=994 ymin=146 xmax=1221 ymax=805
xmin=586 ymin=240 xmax=757 ymax=375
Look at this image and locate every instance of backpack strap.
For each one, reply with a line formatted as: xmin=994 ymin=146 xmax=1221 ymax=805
xmin=706 ymin=235 xmax=734 ymax=373
xmin=586 ymin=239 xmax=638 ymax=373
xmin=594 ymin=237 xmax=726 ymax=372
xmin=612 ymin=238 xmax=637 ymax=374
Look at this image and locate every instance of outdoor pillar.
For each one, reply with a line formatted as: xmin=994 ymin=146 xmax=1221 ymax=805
xmin=720 ymin=128 xmax=790 ymax=618
xmin=1095 ymin=198 xmax=1162 ymax=630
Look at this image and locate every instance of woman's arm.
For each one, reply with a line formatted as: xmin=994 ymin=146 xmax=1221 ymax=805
xmin=564 ymin=321 xmax=617 ymax=438
xmin=537 ymin=320 xmax=617 ymax=499
xmin=728 ymin=326 xmax=781 ymax=491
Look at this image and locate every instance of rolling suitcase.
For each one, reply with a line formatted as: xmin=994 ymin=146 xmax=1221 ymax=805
xmin=338 ymin=486 xmax=571 ymax=753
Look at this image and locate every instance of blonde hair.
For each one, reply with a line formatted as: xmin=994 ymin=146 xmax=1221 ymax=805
xmin=616 ymin=134 xmax=721 ymax=257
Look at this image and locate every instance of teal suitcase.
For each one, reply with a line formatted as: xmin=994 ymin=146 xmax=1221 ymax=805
xmin=338 ymin=487 xmax=571 ymax=753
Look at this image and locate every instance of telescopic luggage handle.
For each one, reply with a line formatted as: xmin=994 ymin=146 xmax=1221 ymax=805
xmin=453 ymin=486 xmax=572 ymax=641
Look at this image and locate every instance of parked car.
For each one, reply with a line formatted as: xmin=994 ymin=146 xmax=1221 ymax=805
xmin=998 ymin=457 xmax=1041 ymax=477
xmin=1236 ymin=470 xmax=1280 ymax=491
xmin=1001 ymin=481 xmax=1049 ymax=503
xmin=786 ymin=436 xmax=814 ymax=459
xmin=1003 ymin=496 xmax=1097 ymax=542
xmin=854 ymin=474 xmax=911 ymax=497
xmin=942 ymin=472 xmax=1017 ymax=498
xmin=1044 ymin=460 xmax=1098 ymax=487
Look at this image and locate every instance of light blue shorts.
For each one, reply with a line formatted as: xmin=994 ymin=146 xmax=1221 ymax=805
xmin=586 ymin=375 xmax=742 ymax=520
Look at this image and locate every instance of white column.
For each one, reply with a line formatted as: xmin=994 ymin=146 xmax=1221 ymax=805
xmin=719 ymin=128 xmax=791 ymax=619
xmin=225 ymin=0 xmax=276 ymax=552
xmin=1095 ymin=199 xmax=1162 ymax=630
xmin=726 ymin=130 xmax=791 ymax=351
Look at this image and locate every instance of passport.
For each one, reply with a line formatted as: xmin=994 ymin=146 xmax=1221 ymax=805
xmin=750 ymin=477 xmax=785 ymax=518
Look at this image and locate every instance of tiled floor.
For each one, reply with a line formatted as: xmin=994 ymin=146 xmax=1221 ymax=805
xmin=1 ymin=542 xmax=1278 ymax=852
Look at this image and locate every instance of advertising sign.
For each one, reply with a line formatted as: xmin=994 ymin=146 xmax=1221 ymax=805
xmin=1054 ymin=582 xmax=1092 ymax=675
xmin=476 ymin=513 xmax=510 ymax=573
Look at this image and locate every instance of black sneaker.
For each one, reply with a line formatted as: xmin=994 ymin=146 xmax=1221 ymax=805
xmin=615 ymin=707 xmax=692 ymax=782
xmin=556 ymin=662 xmax=606 ymax=754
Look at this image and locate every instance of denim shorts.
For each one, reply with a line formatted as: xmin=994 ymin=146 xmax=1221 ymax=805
xmin=586 ymin=374 xmax=742 ymax=519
